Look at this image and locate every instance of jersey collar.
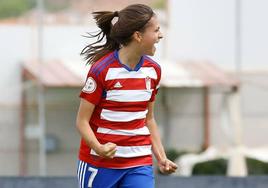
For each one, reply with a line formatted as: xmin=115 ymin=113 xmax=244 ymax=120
xmin=114 ymin=50 xmax=144 ymax=72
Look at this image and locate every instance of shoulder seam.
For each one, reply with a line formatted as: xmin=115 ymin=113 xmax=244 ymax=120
xmin=90 ymin=56 xmax=115 ymax=76
xmin=94 ymin=59 xmax=115 ymax=76
xmin=91 ymin=54 xmax=114 ymax=72
xmin=144 ymin=56 xmax=161 ymax=69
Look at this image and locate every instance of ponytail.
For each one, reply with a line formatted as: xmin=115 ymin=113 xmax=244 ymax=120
xmin=81 ymin=11 xmax=120 ymax=65
xmin=81 ymin=4 xmax=154 ymax=65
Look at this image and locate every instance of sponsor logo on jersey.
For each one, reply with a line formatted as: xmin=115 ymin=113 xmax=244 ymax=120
xmin=114 ymin=81 xmax=122 ymax=88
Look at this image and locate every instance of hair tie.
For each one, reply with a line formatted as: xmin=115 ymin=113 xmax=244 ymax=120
xmin=114 ymin=11 xmax=119 ymax=17
xmin=112 ymin=11 xmax=119 ymax=25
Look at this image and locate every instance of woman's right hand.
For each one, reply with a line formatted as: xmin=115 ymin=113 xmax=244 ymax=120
xmin=95 ymin=142 xmax=117 ymax=159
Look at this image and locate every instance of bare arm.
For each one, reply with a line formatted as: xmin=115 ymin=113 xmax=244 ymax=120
xmin=76 ymin=98 xmax=117 ymax=158
xmin=146 ymin=102 xmax=178 ymax=174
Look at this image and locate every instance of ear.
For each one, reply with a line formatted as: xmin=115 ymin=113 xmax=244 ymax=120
xmin=132 ymin=31 xmax=142 ymax=43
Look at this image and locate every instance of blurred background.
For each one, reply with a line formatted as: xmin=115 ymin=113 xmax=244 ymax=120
xmin=0 ymin=0 xmax=268 ymax=179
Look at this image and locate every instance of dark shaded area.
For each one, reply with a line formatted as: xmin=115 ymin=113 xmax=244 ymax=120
xmin=192 ymin=158 xmax=228 ymax=175
xmin=247 ymin=157 xmax=268 ymax=175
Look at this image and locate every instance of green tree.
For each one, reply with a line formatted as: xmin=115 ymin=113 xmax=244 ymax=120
xmin=44 ymin=0 xmax=70 ymax=12
xmin=152 ymin=0 xmax=166 ymax=9
xmin=0 ymin=0 xmax=36 ymax=19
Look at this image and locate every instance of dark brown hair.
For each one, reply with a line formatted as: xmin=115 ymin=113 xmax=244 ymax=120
xmin=81 ymin=4 xmax=154 ymax=65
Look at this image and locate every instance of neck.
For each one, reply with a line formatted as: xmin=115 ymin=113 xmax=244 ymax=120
xmin=118 ymin=46 xmax=142 ymax=70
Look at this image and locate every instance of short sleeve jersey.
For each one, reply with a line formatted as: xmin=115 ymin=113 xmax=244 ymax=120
xmin=79 ymin=50 xmax=161 ymax=168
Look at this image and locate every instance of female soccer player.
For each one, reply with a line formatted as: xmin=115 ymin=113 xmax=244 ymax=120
xmin=76 ymin=4 xmax=177 ymax=188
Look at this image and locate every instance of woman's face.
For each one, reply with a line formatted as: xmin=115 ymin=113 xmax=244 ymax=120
xmin=139 ymin=16 xmax=163 ymax=56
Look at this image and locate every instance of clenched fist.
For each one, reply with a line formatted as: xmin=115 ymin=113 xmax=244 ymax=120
xmin=158 ymin=158 xmax=178 ymax=174
xmin=96 ymin=142 xmax=117 ymax=159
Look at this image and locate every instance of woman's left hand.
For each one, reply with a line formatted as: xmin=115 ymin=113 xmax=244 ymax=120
xmin=158 ymin=158 xmax=178 ymax=174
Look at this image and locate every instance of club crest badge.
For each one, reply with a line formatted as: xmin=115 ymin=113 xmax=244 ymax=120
xmin=82 ymin=77 xmax=96 ymax=93
xmin=145 ymin=76 xmax=151 ymax=90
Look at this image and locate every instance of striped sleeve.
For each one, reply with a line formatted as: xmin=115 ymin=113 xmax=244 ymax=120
xmin=79 ymin=68 xmax=104 ymax=105
xmin=149 ymin=65 xmax=161 ymax=102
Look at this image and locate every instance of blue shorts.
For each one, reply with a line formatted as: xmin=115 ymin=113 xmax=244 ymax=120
xmin=77 ymin=160 xmax=154 ymax=188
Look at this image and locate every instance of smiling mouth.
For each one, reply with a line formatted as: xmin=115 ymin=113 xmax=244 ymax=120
xmin=154 ymin=41 xmax=160 ymax=47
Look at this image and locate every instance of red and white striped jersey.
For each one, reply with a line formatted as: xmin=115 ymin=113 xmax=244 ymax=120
xmin=79 ymin=50 xmax=161 ymax=168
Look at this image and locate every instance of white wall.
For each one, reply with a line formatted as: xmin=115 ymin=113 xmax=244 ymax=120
xmin=0 ymin=26 xmax=31 ymax=104
xmin=167 ymin=0 xmax=268 ymax=70
xmin=0 ymin=25 xmax=95 ymax=105
xmin=242 ymin=0 xmax=268 ymax=70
